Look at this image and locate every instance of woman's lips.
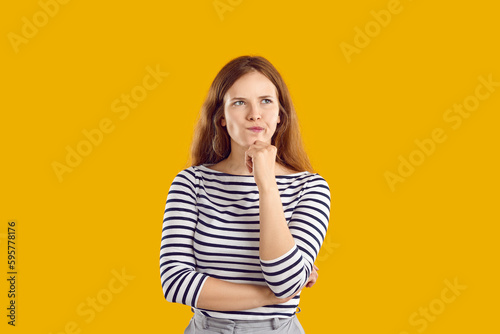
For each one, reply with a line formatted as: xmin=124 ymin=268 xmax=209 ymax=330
xmin=248 ymin=127 xmax=264 ymax=133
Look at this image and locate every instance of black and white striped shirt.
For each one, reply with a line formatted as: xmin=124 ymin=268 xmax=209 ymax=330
xmin=159 ymin=164 xmax=331 ymax=320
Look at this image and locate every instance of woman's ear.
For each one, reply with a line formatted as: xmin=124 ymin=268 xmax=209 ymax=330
xmin=221 ymin=117 xmax=226 ymax=127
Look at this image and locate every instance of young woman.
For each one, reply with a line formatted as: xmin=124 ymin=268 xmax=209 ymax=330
xmin=159 ymin=56 xmax=331 ymax=333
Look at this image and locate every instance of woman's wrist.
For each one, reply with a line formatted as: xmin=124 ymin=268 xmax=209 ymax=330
xmin=256 ymin=178 xmax=278 ymax=193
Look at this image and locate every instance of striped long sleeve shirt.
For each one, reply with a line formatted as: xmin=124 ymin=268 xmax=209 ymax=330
xmin=159 ymin=164 xmax=331 ymax=320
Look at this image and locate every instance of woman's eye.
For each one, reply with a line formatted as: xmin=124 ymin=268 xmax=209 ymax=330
xmin=262 ymin=99 xmax=272 ymax=104
xmin=233 ymin=101 xmax=244 ymax=106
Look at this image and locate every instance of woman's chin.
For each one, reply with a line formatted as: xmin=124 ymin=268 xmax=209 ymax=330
xmin=233 ymin=137 xmax=271 ymax=149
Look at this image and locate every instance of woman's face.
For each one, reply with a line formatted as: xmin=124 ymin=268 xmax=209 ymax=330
xmin=222 ymin=71 xmax=280 ymax=150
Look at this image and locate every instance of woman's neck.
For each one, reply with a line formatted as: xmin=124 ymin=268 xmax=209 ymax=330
xmin=219 ymin=148 xmax=251 ymax=175
xmin=209 ymin=146 xmax=297 ymax=176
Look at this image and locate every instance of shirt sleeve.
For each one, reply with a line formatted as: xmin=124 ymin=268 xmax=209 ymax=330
xmin=159 ymin=167 xmax=208 ymax=307
xmin=260 ymin=174 xmax=331 ymax=298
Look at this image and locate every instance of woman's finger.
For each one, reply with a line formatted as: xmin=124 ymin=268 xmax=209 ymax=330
xmin=245 ymin=154 xmax=253 ymax=173
xmin=305 ymin=268 xmax=319 ymax=288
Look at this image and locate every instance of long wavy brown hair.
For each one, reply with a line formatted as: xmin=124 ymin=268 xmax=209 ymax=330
xmin=190 ymin=55 xmax=314 ymax=173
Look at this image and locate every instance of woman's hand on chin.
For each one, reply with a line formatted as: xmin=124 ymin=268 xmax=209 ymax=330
xmin=245 ymin=140 xmax=277 ymax=189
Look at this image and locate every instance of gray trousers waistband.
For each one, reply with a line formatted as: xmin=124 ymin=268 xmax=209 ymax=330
xmin=185 ymin=309 xmax=304 ymax=333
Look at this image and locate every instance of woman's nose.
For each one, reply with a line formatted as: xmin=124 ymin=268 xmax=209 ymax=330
xmin=247 ymin=104 xmax=262 ymax=120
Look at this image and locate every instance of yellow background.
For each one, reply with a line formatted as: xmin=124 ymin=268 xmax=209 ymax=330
xmin=1 ymin=0 xmax=499 ymax=333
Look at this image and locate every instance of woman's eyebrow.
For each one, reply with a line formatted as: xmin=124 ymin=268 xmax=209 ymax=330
xmin=230 ymin=95 xmax=274 ymax=101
